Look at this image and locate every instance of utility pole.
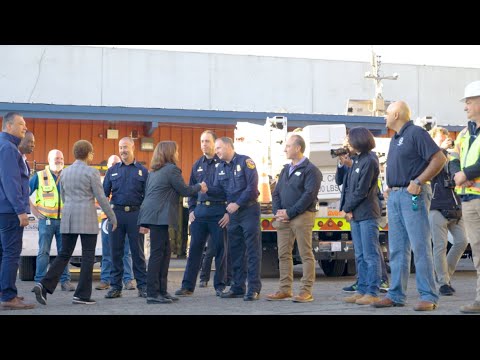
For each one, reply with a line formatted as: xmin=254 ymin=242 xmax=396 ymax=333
xmin=364 ymin=49 xmax=399 ymax=116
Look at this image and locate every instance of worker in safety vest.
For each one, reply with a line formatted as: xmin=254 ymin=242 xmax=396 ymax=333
xmin=450 ymin=80 xmax=480 ymax=314
xmin=29 ymin=149 xmax=75 ymax=292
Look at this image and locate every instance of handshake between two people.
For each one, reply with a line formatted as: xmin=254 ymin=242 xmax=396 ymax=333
xmin=199 ymin=181 xmax=208 ymax=193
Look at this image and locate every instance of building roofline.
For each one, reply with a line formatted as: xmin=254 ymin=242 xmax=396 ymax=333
xmin=0 ymin=102 xmax=388 ymax=134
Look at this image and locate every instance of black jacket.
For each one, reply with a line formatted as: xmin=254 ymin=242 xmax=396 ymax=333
xmin=272 ymin=157 xmax=322 ymax=220
xmin=341 ymin=152 xmax=380 ymax=221
xmin=431 ymin=151 xmax=461 ymax=211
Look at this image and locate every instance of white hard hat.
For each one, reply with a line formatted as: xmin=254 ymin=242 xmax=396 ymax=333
xmin=460 ymin=80 xmax=480 ymax=102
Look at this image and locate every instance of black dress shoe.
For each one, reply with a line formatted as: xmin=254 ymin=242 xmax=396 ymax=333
xmin=147 ymin=296 xmax=173 ymax=304
xmin=244 ymin=292 xmax=260 ymax=301
xmin=220 ymin=290 xmax=244 ymax=299
xmin=162 ymin=292 xmax=179 ymax=302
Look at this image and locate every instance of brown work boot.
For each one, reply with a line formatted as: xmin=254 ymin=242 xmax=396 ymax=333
xmin=344 ymin=293 xmax=364 ymax=303
xmin=266 ymin=291 xmax=293 ymax=301
xmin=1 ymin=296 xmax=36 ymax=310
xmin=292 ymin=291 xmax=314 ymax=303
xmin=0 ymin=292 xmax=24 ymax=301
xmin=61 ymin=281 xmax=76 ymax=292
xmin=460 ymin=301 xmax=480 ymax=314
xmin=355 ymin=294 xmax=381 ymax=305
xmin=371 ymin=297 xmax=404 ymax=308
xmin=95 ymin=281 xmax=110 ymax=290
xmin=123 ymin=280 xmax=136 ymax=290
xmin=413 ymin=301 xmax=437 ymax=311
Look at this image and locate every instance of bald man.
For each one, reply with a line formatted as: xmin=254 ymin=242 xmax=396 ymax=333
xmin=18 ymin=130 xmax=35 ymax=176
xmin=29 ymin=149 xmax=76 ymax=292
xmin=372 ymin=101 xmax=446 ymax=312
xmin=96 ymin=154 xmax=135 ymax=291
xmin=103 ymin=137 xmax=149 ymax=299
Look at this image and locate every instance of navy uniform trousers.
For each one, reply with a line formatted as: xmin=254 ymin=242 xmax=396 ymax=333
xmin=228 ymin=202 xmax=262 ymax=295
xmin=182 ymin=204 xmax=228 ymax=292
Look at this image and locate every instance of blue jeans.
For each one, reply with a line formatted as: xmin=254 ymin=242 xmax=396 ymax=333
xmin=351 ymin=218 xmax=382 ymax=296
xmin=387 ymin=186 xmax=438 ymax=304
xmin=34 ymin=218 xmax=70 ymax=284
xmin=0 ymin=213 xmax=23 ymax=302
xmin=100 ymin=218 xmax=133 ymax=284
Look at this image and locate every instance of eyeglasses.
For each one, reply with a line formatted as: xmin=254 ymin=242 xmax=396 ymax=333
xmin=412 ymin=195 xmax=418 ymax=211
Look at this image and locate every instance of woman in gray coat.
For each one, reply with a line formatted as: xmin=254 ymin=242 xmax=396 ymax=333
xmin=138 ymin=141 xmax=207 ymax=304
xmin=34 ymin=140 xmax=117 ymax=306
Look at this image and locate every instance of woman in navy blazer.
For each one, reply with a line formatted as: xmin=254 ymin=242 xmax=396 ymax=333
xmin=138 ymin=141 xmax=207 ymax=304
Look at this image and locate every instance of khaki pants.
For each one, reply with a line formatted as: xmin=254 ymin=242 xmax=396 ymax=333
xmin=461 ymin=198 xmax=480 ymax=302
xmin=273 ymin=211 xmax=316 ymax=294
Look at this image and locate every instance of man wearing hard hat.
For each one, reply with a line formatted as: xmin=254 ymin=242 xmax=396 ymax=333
xmin=450 ymin=80 xmax=480 ymax=314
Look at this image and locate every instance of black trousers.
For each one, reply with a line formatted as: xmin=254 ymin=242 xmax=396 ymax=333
xmin=147 ymin=225 xmax=171 ymax=298
xmin=41 ymin=233 xmax=97 ymax=300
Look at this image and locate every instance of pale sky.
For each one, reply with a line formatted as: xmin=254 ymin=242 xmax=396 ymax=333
xmin=86 ymin=45 xmax=480 ymax=68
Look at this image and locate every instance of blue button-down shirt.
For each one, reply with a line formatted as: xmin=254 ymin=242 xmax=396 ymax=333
xmin=187 ymin=154 xmax=226 ymax=213
xmin=103 ymin=160 xmax=148 ymax=206
xmin=214 ymin=153 xmax=259 ymax=207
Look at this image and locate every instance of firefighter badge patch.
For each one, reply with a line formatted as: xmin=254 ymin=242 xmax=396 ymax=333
xmin=246 ymin=159 xmax=256 ymax=169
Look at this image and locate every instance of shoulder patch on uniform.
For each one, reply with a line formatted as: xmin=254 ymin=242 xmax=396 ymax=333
xmin=246 ymin=158 xmax=256 ymax=169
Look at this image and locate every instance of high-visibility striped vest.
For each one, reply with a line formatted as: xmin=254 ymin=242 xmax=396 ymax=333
xmin=35 ymin=167 xmax=62 ymax=219
xmin=451 ymin=127 xmax=480 ymax=196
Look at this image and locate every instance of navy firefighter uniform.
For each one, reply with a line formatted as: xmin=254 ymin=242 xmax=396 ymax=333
xmin=180 ymin=154 xmax=228 ymax=294
xmin=103 ymin=160 xmax=149 ymax=295
xmin=216 ymin=153 xmax=262 ymax=299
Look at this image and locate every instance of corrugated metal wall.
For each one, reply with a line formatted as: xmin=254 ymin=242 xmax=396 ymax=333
xmin=22 ymin=118 xmax=234 ymax=181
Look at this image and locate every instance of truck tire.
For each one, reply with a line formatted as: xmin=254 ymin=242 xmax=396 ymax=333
xmin=320 ymin=259 xmax=345 ymax=277
xmin=343 ymin=259 xmax=357 ymax=276
xmin=19 ymin=256 xmax=36 ymax=281
xmin=261 ymin=247 xmax=279 ymax=278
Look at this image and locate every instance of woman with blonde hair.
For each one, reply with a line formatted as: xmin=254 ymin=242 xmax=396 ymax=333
xmin=138 ymin=141 xmax=207 ymax=304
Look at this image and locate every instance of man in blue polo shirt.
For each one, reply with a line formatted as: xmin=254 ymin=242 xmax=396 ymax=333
xmin=103 ymin=137 xmax=149 ymax=299
xmin=372 ymin=101 xmax=446 ymax=312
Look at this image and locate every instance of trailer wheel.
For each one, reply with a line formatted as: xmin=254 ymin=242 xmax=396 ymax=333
xmin=19 ymin=256 xmax=36 ymax=281
xmin=343 ymin=259 xmax=357 ymax=276
xmin=261 ymin=248 xmax=279 ymax=278
xmin=320 ymin=259 xmax=346 ymax=277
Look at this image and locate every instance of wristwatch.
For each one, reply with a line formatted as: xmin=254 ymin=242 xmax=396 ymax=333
xmin=413 ymin=178 xmax=422 ymax=186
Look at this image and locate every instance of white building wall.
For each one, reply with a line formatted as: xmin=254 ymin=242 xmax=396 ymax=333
xmin=0 ymin=45 xmax=479 ymax=126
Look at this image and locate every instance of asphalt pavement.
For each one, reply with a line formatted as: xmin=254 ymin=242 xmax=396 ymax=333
xmin=2 ymin=257 xmax=478 ymax=315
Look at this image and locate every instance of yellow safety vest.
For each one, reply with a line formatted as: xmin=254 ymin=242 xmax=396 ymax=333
xmin=451 ymin=127 xmax=480 ymax=196
xmin=35 ymin=167 xmax=62 ymax=219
